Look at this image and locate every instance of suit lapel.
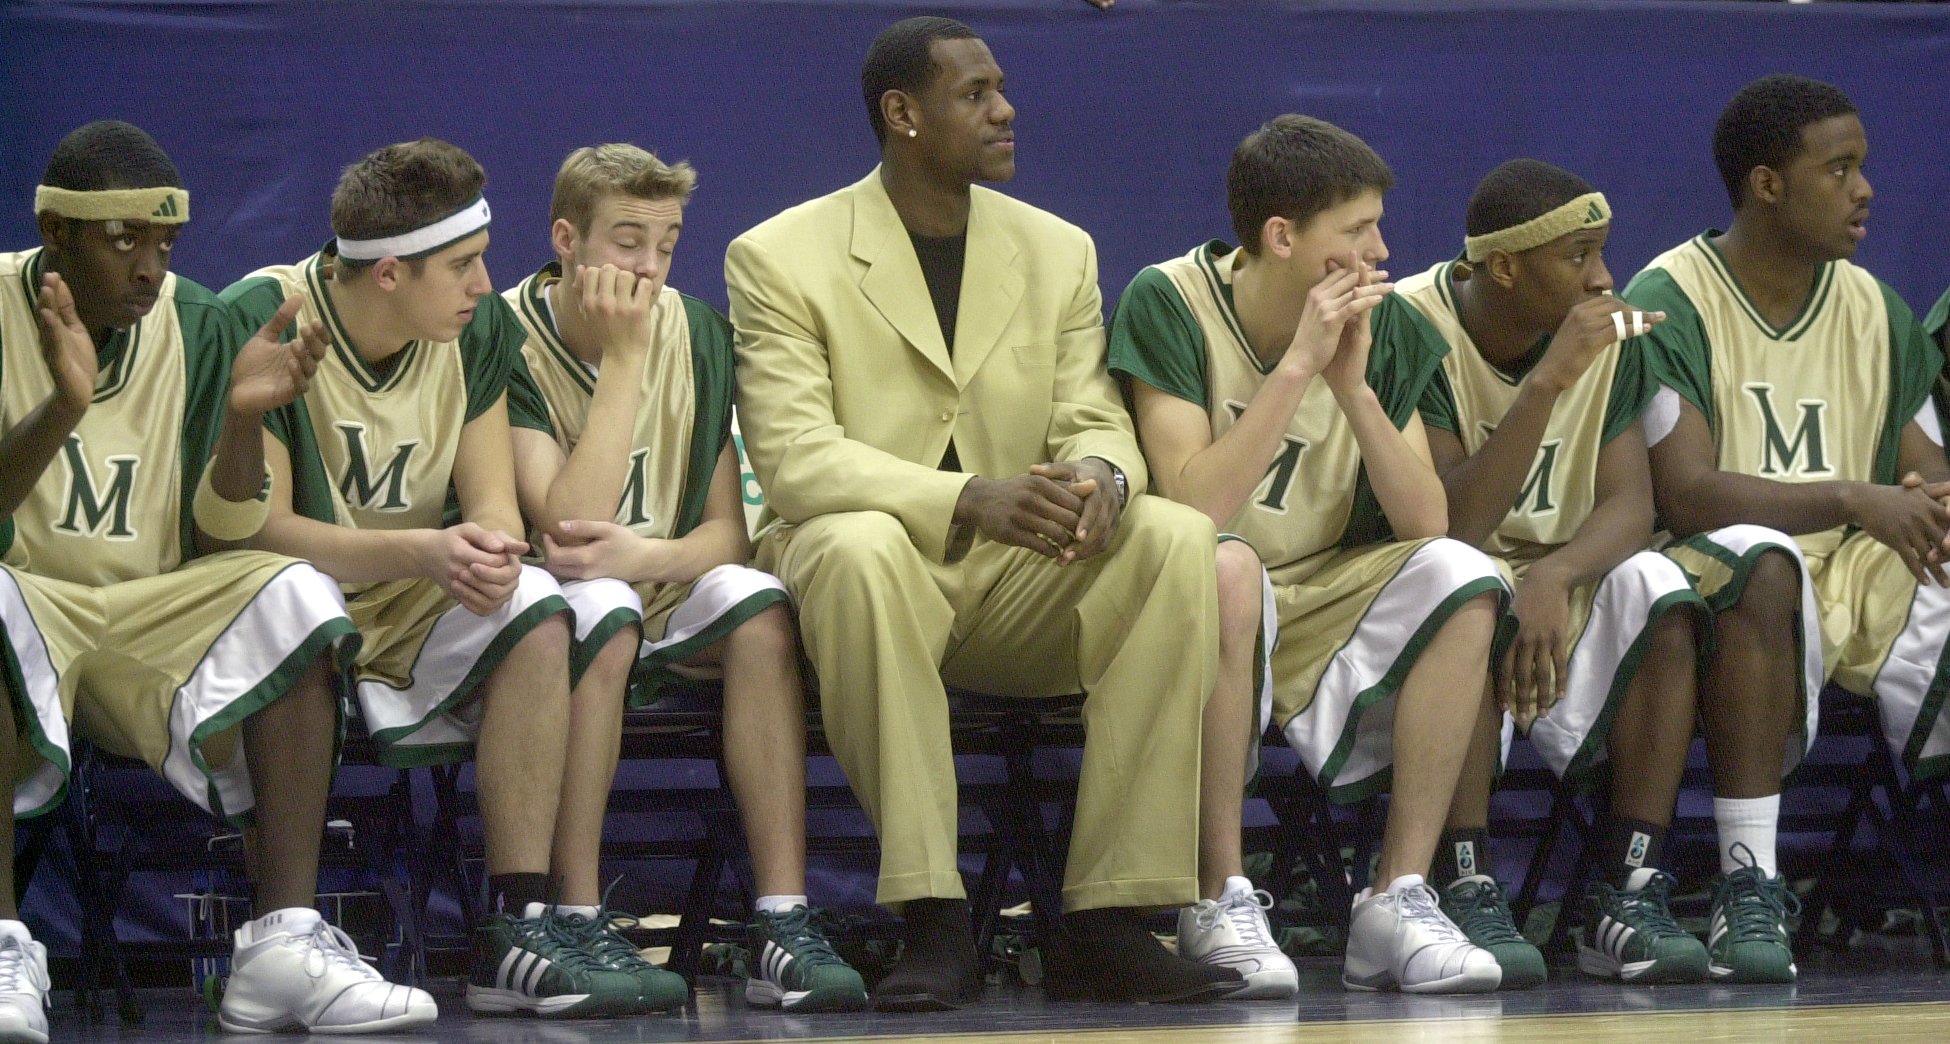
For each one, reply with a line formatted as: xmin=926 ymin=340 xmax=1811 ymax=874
xmin=852 ymin=172 xmax=954 ymax=382
xmin=952 ymin=187 xmax=1025 ymax=385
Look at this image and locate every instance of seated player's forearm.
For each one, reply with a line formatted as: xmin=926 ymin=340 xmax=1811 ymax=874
xmin=1440 ymin=383 xmax=1562 ymax=547
xmin=1659 ymin=470 xmax=1857 ymax=538
xmin=1341 ymin=388 xmax=1447 ymax=539
xmin=1534 ymin=495 xmax=1654 ymax=591
xmin=634 ymin=519 xmax=748 ymax=585
xmin=539 ymin=377 xmax=645 ymax=530
xmin=208 ymin=405 xmax=270 ymax=502
xmin=253 ymin=514 xmax=435 ymax=585
xmin=460 ymin=505 xmax=527 ymax=545
xmin=0 ymin=393 xmax=86 ymax=522
xmin=1167 ymin=364 xmax=1316 ymax=527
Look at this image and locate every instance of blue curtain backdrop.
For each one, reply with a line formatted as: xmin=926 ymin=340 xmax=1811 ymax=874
xmin=3 ymin=1 xmax=1947 ymax=314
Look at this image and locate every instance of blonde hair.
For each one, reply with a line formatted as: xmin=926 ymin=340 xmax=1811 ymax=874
xmin=550 ymin=144 xmax=696 ymax=233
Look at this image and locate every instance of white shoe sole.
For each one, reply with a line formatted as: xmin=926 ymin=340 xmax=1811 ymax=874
xmin=744 ymin=980 xmax=797 ymax=1009
xmin=218 ymin=1005 xmax=437 ymax=1036
xmin=1344 ymin=965 xmax=1501 ymax=994
xmin=0 ymin=1022 xmax=46 ymax=1044
xmin=465 ymin=985 xmax=593 ymax=1016
xmin=1577 ymin=945 xmax=1643 ymax=982
xmin=1709 ymin=962 xmax=1797 ymax=982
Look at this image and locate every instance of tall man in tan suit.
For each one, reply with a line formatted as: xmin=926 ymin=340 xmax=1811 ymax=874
xmin=727 ymin=16 xmax=1240 ymax=1011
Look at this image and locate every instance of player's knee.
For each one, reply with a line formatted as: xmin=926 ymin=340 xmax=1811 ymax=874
xmin=518 ymin=610 xmax=573 ymax=662
xmin=1445 ymin=588 xmax=1502 ymax=648
xmin=1733 ymin=549 xmax=1801 ymax=629
xmin=1215 ymin=540 xmax=1264 ymax=644
xmin=291 ymin=656 xmax=339 ymax=705
xmin=1649 ymin=603 xmax=1699 ymax=660
xmin=727 ymin=601 xmax=798 ymax=664
xmin=584 ymin=621 xmax=642 ymax=685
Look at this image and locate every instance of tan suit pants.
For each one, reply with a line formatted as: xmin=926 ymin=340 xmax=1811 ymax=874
xmin=757 ymin=495 xmax=1218 ymax=911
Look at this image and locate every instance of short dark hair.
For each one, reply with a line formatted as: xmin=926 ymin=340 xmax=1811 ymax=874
xmin=1465 ymin=159 xmax=1596 ymax=240
xmin=330 ymin=138 xmax=486 ymax=243
xmin=1713 ymin=74 xmax=1858 ymax=209
xmin=861 ymin=16 xmax=979 ymax=146
xmin=1226 ymin=115 xmax=1393 ymax=256
xmin=42 ymin=120 xmax=181 ymax=193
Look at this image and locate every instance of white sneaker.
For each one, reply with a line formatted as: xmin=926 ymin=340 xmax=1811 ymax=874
xmin=0 ymin=922 xmax=49 ymax=1044
xmin=218 ymin=907 xmax=437 ymax=1034
xmin=1176 ymin=885 xmax=1299 ymax=999
xmin=1343 ymin=875 xmax=1501 ymax=994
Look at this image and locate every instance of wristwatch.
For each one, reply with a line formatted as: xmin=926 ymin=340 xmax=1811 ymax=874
xmin=1100 ymin=459 xmax=1129 ymax=509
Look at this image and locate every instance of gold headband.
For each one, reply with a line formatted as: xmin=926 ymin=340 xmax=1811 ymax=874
xmin=1464 ymin=192 xmax=1608 ymax=262
xmin=34 ymin=185 xmax=189 ymax=225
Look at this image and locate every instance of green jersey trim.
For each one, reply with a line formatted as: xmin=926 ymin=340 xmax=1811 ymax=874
xmin=1622 ymin=267 xmax=1715 ymax=427
xmin=516 ymin=263 xmax=595 ymax=398
xmin=677 ymin=292 xmax=735 ymax=539
xmin=1877 ymin=279 xmax=1943 ymax=486
xmin=1694 ymin=233 xmax=1835 ymax=342
xmin=1106 ymin=263 xmax=1209 ymax=408
xmin=307 ymin=251 xmax=422 ymax=395
xmin=172 ymin=283 xmax=248 ymax=564
xmin=1192 ymin=241 xmax=1273 ymax=376
xmin=1925 ymin=285 xmax=1950 ymax=345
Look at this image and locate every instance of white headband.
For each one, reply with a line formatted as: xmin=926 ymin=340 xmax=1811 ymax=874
xmin=336 ymin=196 xmax=491 ymax=264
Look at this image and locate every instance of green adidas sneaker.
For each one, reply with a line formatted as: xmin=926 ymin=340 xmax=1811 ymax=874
xmin=746 ymin=906 xmax=868 ymax=1012
xmin=1577 ymin=868 xmax=1709 ymax=983
xmin=555 ymin=907 xmax=690 ymax=1013
xmin=1708 ymin=847 xmax=1799 ymax=984
xmin=465 ymin=903 xmax=644 ymax=1018
xmin=1440 ymin=875 xmax=1546 ymax=989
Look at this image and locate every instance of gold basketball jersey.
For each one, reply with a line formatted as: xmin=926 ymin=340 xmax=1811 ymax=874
xmin=1109 ymin=241 xmax=1449 ymax=584
xmin=0 ymin=249 xmax=236 ymax=585
xmin=503 ymin=263 xmax=733 ymax=541
xmin=1398 ymin=260 xmax=1644 ymax=566
xmin=223 ymin=248 xmax=519 ymax=534
xmin=1628 ymin=234 xmax=1936 ymax=492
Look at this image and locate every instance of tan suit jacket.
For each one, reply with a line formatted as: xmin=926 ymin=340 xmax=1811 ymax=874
xmin=726 ymin=170 xmax=1146 ymax=563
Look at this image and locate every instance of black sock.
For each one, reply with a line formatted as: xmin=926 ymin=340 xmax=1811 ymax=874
xmin=490 ymin=873 xmax=552 ymax=915
xmin=1433 ymin=828 xmax=1492 ymax=890
xmin=1599 ymin=816 xmax=1667 ymax=887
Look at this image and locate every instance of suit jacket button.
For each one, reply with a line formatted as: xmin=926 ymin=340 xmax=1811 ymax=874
xmin=939 ymin=411 xmax=952 ymax=422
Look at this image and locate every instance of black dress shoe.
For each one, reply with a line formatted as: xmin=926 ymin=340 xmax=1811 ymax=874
xmin=872 ymin=898 xmax=983 ymax=1011
xmin=1042 ymin=907 xmax=1245 ymax=1003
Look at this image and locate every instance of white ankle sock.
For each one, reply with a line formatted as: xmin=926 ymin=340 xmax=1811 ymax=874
xmin=756 ymin=894 xmax=807 ymax=915
xmin=552 ymin=904 xmax=599 ymax=919
xmin=1713 ymin=794 xmax=1780 ymax=876
xmin=1221 ymin=876 xmax=1255 ymax=901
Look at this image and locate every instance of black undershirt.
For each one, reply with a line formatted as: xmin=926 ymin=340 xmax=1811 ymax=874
xmin=910 ymin=230 xmax=968 ymax=471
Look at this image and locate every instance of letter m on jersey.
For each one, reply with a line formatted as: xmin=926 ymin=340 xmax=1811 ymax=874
xmin=336 ymin=422 xmax=420 ymax=512
xmin=617 ymin=448 xmax=654 ymax=527
xmin=1743 ymin=383 xmax=1831 ymax=477
xmin=1224 ymin=401 xmax=1308 ymax=512
xmin=1474 ymin=423 xmax=1561 ymax=516
xmin=56 ymin=436 xmax=138 ymax=540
